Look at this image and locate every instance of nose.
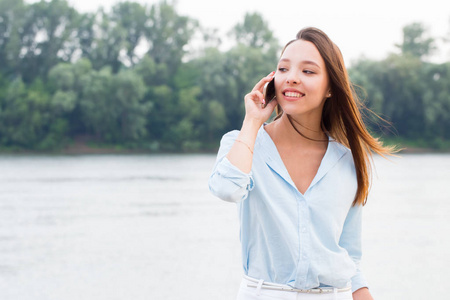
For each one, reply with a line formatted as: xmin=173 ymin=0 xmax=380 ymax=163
xmin=286 ymin=71 xmax=300 ymax=85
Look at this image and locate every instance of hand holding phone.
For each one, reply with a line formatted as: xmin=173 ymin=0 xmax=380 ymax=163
xmin=243 ymin=72 xmax=277 ymax=126
xmin=262 ymin=78 xmax=276 ymax=108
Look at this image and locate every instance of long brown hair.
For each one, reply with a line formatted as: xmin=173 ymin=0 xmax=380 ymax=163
xmin=275 ymin=27 xmax=396 ymax=206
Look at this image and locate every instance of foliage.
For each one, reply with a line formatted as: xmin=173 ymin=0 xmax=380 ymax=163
xmin=0 ymin=0 xmax=449 ymax=152
xmin=396 ymin=22 xmax=436 ymax=59
xmin=350 ymin=55 xmax=450 ymax=141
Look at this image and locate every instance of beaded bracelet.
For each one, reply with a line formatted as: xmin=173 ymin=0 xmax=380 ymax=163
xmin=235 ymin=139 xmax=254 ymax=154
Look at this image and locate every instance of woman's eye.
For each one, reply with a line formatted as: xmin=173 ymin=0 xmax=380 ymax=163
xmin=303 ymin=70 xmax=314 ymax=74
xmin=278 ymin=67 xmax=288 ymax=72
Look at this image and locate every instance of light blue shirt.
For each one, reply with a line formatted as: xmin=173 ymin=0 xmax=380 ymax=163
xmin=208 ymin=126 xmax=368 ymax=293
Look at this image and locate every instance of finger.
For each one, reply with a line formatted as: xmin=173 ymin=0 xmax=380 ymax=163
xmin=245 ymin=90 xmax=264 ymax=104
xmin=252 ymin=71 xmax=275 ymax=92
xmin=253 ymin=90 xmax=265 ymax=105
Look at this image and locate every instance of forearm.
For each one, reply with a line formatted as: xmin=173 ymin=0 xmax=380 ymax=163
xmin=226 ymin=117 xmax=261 ymax=173
xmin=225 ymin=71 xmax=275 ymax=174
xmin=353 ymin=287 xmax=373 ymax=300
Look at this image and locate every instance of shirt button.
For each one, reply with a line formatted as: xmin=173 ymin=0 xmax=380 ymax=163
xmin=301 ymin=227 xmax=307 ymax=233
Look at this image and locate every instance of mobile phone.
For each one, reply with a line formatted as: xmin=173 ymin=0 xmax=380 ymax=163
xmin=263 ymin=78 xmax=276 ymax=108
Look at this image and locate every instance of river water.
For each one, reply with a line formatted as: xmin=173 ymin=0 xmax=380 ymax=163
xmin=0 ymin=153 xmax=449 ymax=300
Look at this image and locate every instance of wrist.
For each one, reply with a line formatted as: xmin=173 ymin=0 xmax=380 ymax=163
xmin=237 ymin=117 xmax=261 ymax=147
xmin=242 ymin=116 xmax=264 ymax=131
xmin=352 ymin=287 xmax=373 ymax=300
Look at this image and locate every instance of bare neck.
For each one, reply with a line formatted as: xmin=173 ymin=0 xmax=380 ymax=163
xmin=266 ymin=114 xmax=328 ymax=150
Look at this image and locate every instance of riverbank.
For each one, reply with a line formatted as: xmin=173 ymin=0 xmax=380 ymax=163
xmin=1 ymin=137 xmax=449 ymax=155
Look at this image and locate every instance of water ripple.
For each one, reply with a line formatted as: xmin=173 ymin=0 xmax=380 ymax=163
xmin=1 ymin=175 xmax=182 ymax=183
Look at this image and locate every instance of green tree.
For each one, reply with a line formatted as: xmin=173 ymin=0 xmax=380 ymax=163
xmin=422 ymin=62 xmax=450 ymax=140
xmin=396 ymin=22 xmax=436 ymax=59
xmin=0 ymin=0 xmax=27 ymax=78
xmin=222 ymin=12 xmax=279 ymax=130
xmin=16 ymin=0 xmax=79 ymax=83
xmin=206 ymin=100 xmax=227 ymax=142
xmin=146 ymin=1 xmax=198 ymax=78
xmin=185 ymin=48 xmax=231 ymax=142
xmin=48 ymin=58 xmax=93 ymax=136
xmin=229 ymin=12 xmax=278 ymax=51
xmin=110 ymin=1 xmax=148 ymax=67
xmin=2 ymin=0 xmax=448 ymax=152
xmin=223 ymin=45 xmax=278 ymax=130
xmin=145 ymin=84 xmax=173 ymax=148
xmin=140 ymin=60 xmax=202 ymax=151
xmin=77 ymin=9 xmax=127 ymax=73
xmin=77 ymin=67 xmax=148 ymax=143
xmin=113 ymin=70 xmax=149 ymax=141
xmin=350 ymin=54 xmax=428 ymax=139
xmin=0 ymin=77 xmax=71 ymax=149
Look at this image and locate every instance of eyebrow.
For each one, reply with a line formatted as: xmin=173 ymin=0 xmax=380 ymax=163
xmin=279 ymin=58 xmax=320 ymax=68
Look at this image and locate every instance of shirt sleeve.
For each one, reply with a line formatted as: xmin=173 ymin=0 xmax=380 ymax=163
xmin=208 ymin=130 xmax=254 ymax=203
xmin=338 ymin=203 xmax=369 ymax=293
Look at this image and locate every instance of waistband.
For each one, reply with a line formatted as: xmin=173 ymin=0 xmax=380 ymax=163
xmin=243 ymin=275 xmax=352 ymax=294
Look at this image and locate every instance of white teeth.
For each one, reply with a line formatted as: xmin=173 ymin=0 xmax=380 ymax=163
xmin=285 ymin=92 xmax=303 ymax=98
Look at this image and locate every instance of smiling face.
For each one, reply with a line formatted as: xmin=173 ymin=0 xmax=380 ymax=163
xmin=274 ymin=39 xmax=330 ymax=119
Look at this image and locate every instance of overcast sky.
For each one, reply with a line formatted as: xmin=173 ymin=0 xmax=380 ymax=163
xmin=29 ymin=0 xmax=450 ymax=65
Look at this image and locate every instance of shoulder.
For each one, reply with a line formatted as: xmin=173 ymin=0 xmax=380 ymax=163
xmin=221 ymin=130 xmax=239 ymax=141
xmin=335 ymin=141 xmax=353 ymax=159
xmin=222 ymin=130 xmax=241 ymax=140
xmin=329 ymin=139 xmax=356 ymax=172
xmin=219 ymin=130 xmax=239 ymax=149
xmin=328 ymin=136 xmax=352 ymax=158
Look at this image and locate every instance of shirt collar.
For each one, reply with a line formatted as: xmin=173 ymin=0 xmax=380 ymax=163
xmin=257 ymin=125 xmax=348 ymax=194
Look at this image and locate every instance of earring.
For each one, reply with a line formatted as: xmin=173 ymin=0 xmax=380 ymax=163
xmin=327 ymin=93 xmax=332 ymax=98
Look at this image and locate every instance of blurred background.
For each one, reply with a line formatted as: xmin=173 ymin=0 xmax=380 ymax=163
xmin=0 ymin=0 xmax=449 ymax=299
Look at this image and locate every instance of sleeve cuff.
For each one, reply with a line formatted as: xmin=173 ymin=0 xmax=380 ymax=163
xmin=208 ymin=156 xmax=254 ymax=203
xmin=215 ymin=157 xmax=254 ymax=191
xmin=350 ymin=271 xmax=369 ymax=293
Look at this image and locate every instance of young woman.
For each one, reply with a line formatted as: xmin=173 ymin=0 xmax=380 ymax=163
xmin=209 ymin=27 xmax=394 ymax=300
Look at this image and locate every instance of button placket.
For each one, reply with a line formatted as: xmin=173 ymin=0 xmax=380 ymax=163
xmin=296 ymin=194 xmax=310 ymax=284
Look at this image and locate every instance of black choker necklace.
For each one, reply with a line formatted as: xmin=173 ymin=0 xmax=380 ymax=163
xmin=286 ymin=114 xmax=328 ymax=142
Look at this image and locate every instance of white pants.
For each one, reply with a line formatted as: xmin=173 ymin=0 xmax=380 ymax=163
xmin=236 ymin=277 xmax=353 ymax=300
